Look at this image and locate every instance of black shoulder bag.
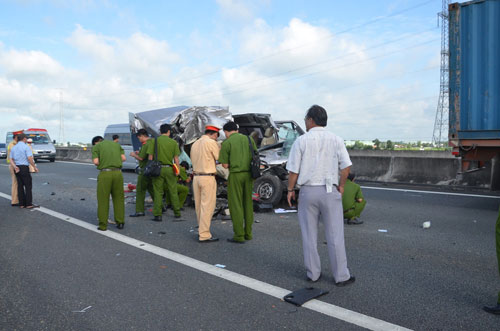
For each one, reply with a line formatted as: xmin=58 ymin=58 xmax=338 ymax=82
xmin=247 ymin=136 xmax=261 ymax=179
xmin=143 ymin=138 xmax=161 ymax=177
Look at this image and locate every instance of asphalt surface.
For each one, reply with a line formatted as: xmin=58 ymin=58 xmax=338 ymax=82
xmin=1 ymin=160 xmax=500 ymax=330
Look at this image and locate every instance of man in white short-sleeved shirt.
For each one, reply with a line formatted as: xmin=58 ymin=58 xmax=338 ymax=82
xmin=286 ymin=105 xmax=355 ymax=286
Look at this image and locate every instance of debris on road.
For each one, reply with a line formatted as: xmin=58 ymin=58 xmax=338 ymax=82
xmin=214 ymin=264 xmax=226 ymax=268
xmin=158 ymin=231 xmax=166 ymax=235
xmin=378 ymin=229 xmax=388 ymax=233
xmin=50 ymin=192 xmax=55 ymax=195
xmin=42 ymin=182 xmax=49 ymax=185
xmin=274 ymin=208 xmax=297 ymax=214
xmin=80 ymin=198 xmax=85 ymax=201
xmin=72 ymin=306 xmax=92 ymax=313
xmin=422 ymin=221 xmax=431 ymax=229
xmin=255 ymin=220 xmax=261 ymax=223
xmin=116 ymin=253 xmax=120 ymax=256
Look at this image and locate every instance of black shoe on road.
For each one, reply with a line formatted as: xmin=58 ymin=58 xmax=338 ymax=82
xmin=335 ymin=276 xmax=356 ymax=287
xmin=116 ymin=223 xmax=124 ymax=229
xmin=199 ymin=237 xmax=219 ymax=243
xmin=483 ymin=304 xmax=500 ymax=315
xmin=227 ymin=238 xmax=245 ymax=244
xmin=152 ymin=216 xmax=162 ymax=222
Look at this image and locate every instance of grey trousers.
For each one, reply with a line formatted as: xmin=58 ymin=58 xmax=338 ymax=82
xmin=298 ymin=185 xmax=351 ymax=282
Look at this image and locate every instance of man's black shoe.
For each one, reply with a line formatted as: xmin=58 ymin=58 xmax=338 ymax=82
xmin=11 ymin=203 xmax=20 ymax=207
xmin=199 ymin=237 xmax=219 ymax=243
xmin=335 ymin=276 xmax=355 ymax=287
xmin=116 ymin=223 xmax=124 ymax=229
xmin=129 ymin=212 xmax=145 ymax=217
xmin=227 ymin=238 xmax=245 ymax=244
xmin=307 ymin=274 xmax=322 ymax=282
xmin=173 ymin=215 xmax=186 ymax=222
xmin=152 ymin=216 xmax=162 ymax=222
xmin=97 ymin=227 xmax=107 ymax=231
xmin=483 ymin=304 xmax=500 ymax=315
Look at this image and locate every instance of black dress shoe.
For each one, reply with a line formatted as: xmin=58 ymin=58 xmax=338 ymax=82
xmin=11 ymin=203 xmax=20 ymax=207
xmin=116 ymin=223 xmax=124 ymax=229
xmin=335 ymin=276 xmax=356 ymax=287
xmin=199 ymin=237 xmax=219 ymax=243
xmin=483 ymin=304 xmax=500 ymax=315
xmin=307 ymin=274 xmax=322 ymax=282
xmin=152 ymin=216 xmax=162 ymax=222
xmin=227 ymin=238 xmax=245 ymax=244
xmin=129 ymin=212 xmax=145 ymax=217
xmin=173 ymin=215 xmax=186 ymax=222
xmin=97 ymin=227 xmax=107 ymax=231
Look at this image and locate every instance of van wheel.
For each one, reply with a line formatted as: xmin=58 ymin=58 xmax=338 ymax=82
xmin=49 ymin=158 xmax=55 ymax=162
xmin=253 ymin=175 xmax=283 ymax=206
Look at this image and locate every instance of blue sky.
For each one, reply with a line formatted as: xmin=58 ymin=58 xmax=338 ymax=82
xmin=0 ymin=0 xmax=451 ymax=143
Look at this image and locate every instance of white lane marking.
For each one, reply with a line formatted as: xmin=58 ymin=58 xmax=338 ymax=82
xmin=0 ymin=164 xmax=9 ymax=167
xmin=88 ymin=178 xmax=97 ymax=181
xmin=361 ymin=186 xmax=500 ymax=199
xmin=0 ymin=191 xmax=410 ymax=331
xmin=55 ymin=160 xmax=94 ymax=166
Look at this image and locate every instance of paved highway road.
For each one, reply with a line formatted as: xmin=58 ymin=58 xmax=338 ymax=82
xmin=1 ymin=161 xmax=499 ymax=330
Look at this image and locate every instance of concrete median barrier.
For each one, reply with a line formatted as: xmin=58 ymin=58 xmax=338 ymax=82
xmin=348 ymin=150 xmax=492 ymax=188
xmin=56 ymin=147 xmax=92 ymax=163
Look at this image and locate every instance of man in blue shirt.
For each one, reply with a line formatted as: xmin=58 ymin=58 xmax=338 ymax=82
xmin=10 ymin=133 xmax=39 ymax=209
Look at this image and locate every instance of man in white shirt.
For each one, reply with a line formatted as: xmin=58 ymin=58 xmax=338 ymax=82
xmin=286 ymin=105 xmax=355 ymax=286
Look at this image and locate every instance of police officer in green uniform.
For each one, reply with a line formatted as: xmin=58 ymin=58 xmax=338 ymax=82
xmin=483 ymin=206 xmax=500 ymax=314
xmin=147 ymin=124 xmax=182 ymax=222
xmin=219 ymin=121 xmax=257 ymax=243
xmin=129 ymin=129 xmax=154 ymax=217
xmin=164 ymin=162 xmax=191 ymax=209
xmin=342 ymin=173 xmax=366 ymax=225
xmin=91 ymin=136 xmax=126 ymax=231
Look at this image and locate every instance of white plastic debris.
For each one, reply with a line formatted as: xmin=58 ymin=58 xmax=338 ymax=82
xmin=214 ymin=264 xmax=226 ymax=268
xmin=422 ymin=221 xmax=431 ymax=229
xmin=378 ymin=229 xmax=388 ymax=233
xmin=274 ymin=208 xmax=297 ymax=214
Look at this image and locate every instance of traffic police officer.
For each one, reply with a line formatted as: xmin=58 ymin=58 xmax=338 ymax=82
xmin=191 ymin=125 xmax=220 ymax=242
xmin=129 ymin=129 xmax=154 ymax=217
xmin=147 ymin=124 xmax=182 ymax=222
xmin=219 ymin=121 xmax=257 ymax=243
xmin=91 ymin=135 xmax=126 ymax=231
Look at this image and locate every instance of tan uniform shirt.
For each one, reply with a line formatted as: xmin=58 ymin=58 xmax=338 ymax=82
xmin=6 ymin=141 xmax=16 ymax=164
xmin=191 ymin=135 xmax=220 ymax=174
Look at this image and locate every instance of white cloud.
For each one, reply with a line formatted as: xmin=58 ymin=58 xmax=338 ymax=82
xmin=216 ymin=0 xmax=253 ymax=21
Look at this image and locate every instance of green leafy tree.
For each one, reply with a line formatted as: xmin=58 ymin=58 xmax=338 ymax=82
xmin=372 ymin=138 xmax=381 ymax=150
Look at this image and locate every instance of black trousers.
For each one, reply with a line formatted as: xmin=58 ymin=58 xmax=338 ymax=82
xmin=16 ymin=165 xmax=32 ymax=207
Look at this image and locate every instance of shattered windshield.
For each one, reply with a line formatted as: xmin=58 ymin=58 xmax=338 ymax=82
xmin=277 ymin=122 xmax=300 ymax=157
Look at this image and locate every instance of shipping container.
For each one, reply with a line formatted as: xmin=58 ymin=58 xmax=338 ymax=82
xmin=448 ymin=0 xmax=500 ymax=173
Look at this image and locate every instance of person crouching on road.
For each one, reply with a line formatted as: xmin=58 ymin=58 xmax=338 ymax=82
xmin=342 ymin=173 xmax=366 ymax=225
xmin=9 ymin=133 xmax=39 ymax=209
xmin=218 ymin=121 xmax=258 ymax=244
xmin=147 ymin=124 xmax=182 ymax=222
xmin=286 ymin=105 xmax=355 ymax=286
xmin=164 ymin=161 xmax=191 ymax=210
xmin=6 ymin=131 xmax=21 ymax=206
xmin=190 ymin=125 xmax=221 ymax=243
xmin=129 ymin=129 xmax=154 ymax=217
xmin=91 ymin=136 xmax=126 ymax=231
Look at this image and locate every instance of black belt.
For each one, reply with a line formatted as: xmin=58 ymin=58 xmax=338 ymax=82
xmin=194 ymin=173 xmax=216 ymax=176
xmin=100 ymin=168 xmax=121 ymax=172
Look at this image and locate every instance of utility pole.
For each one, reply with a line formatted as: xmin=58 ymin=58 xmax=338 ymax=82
xmin=432 ymin=0 xmax=450 ymax=147
xmin=58 ymin=89 xmax=65 ymax=145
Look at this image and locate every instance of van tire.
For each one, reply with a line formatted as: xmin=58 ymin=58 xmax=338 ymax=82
xmin=49 ymin=158 xmax=55 ymax=162
xmin=253 ymin=174 xmax=283 ymax=206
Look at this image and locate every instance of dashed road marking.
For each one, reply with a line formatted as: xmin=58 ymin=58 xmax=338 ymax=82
xmin=0 ymin=191 xmax=411 ymax=331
